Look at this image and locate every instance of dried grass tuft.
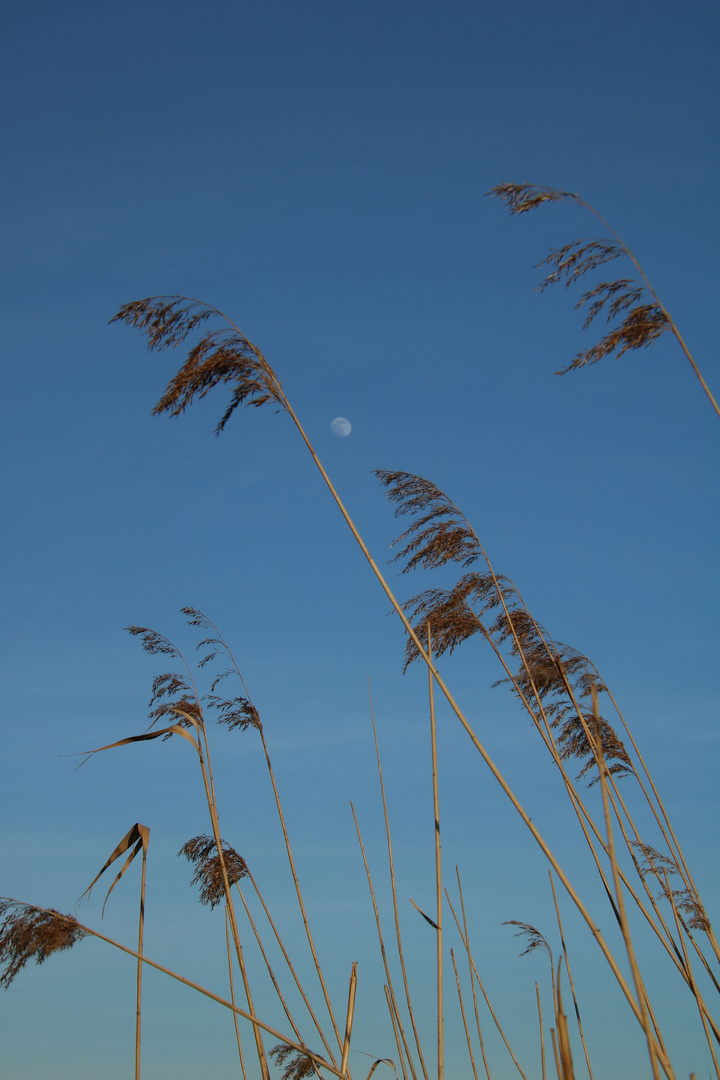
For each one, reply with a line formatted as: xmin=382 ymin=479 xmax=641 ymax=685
xmin=504 ymin=921 xmax=554 ymax=964
xmin=487 ymin=183 xmax=671 ymax=377
xmin=111 ymin=297 xmax=285 ymax=433
xmin=269 ymin=1044 xmax=320 ymax=1080
xmin=179 ymin=835 xmax=248 ymax=909
xmin=0 ymin=901 xmax=88 ymax=988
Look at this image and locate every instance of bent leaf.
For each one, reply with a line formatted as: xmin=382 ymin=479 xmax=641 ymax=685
xmin=78 ymin=823 xmax=150 ymax=918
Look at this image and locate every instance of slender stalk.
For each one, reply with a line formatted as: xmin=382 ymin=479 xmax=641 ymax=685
xmin=663 ymin=873 xmax=720 ymax=1079
xmin=226 ymin=906 xmax=248 ymax=1080
xmin=351 ymin=803 xmax=418 ymax=1080
xmin=548 ymin=874 xmax=593 ymax=1080
xmin=427 ymin=627 xmax=443 ymax=1080
xmin=385 ymin=986 xmax=410 ymax=1080
xmin=192 ymin=724 xmax=270 ymax=1080
xmin=135 ymin=841 xmax=147 ymax=1080
xmin=369 ymin=694 xmax=430 ymax=1080
xmin=550 ymin=1028 xmax=563 ymax=1080
xmin=341 ymin=963 xmax=358 ymax=1079
xmin=258 ymin=724 xmax=343 ymax=1051
xmin=234 ymin=882 xmax=312 ymax=1063
xmin=536 ymin=983 xmax=546 ymax=1080
xmin=245 ymin=868 xmax=338 ymax=1067
xmin=189 ymin=613 xmax=345 ymax=1043
xmin=455 ymin=870 xmax=492 ymax=1080
xmin=451 ymin=948 xmax=479 ymax=1080
xmin=445 ymin=890 xmax=529 ymax=1080
xmin=606 ymin=688 xmax=720 ymax=966
xmin=577 ymin=198 xmax=720 ymax=420
xmin=590 ymin=687 xmax=665 ymax=1080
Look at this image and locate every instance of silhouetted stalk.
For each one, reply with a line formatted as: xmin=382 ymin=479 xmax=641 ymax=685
xmin=177 ymin=709 xmax=270 ymax=1080
xmin=450 ymin=948 xmax=479 ymax=1080
xmin=245 ymin=868 xmax=338 ymax=1067
xmin=385 ymin=985 xmax=410 ymax=1080
xmin=577 ymin=197 xmax=720 ymax=419
xmin=257 ymin=721 xmax=343 ymax=1052
xmin=458 ymin=595 xmax=701 ymax=1000
xmin=234 ymin=881 xmax=312 ymax=1064
xmin=369 ymin=696 xmax=430 ymax=1080
xmin=606 ymin=785 xmax=720 ymax=1041
xmin=135 ymin=841 xmax=146 ymax=1080
xmin=427 ymin=627 xmax=443 ymax=1080
xmin=225 ymin=906 xmax=248 ymax=1080
xmin=341 ymin=963 xmax=358 ymax=1079
xmin=606 ymin=688 xmax=720 ymax=965
xmin=179 ymin=612 xmax=343 ymax=1064
xmin=445 ymin=890 xmax=529 ymax=1080
xmin=548 ymin=875 xmax=594 ymax=1080
xmin=536 ymin=983 xmax=546 ymax=1080
xmin=351 ymin=804 xmax=418 ymax=1080
xmin=454 ymin=870 xmax=492 ymax=1080
xmin=591 ymin=687 xmax=664 ymax=1080
xmin=663 ymin=873 xmax=720 ymax=1078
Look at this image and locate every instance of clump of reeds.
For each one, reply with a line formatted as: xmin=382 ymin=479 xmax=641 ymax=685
xmin=2 ymin=184 xmax=718 ymax=1080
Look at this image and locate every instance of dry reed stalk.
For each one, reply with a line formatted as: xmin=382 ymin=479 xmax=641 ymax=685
xmin=341 ymin=962 xmax=358 ymax=1078
xmin=181 ymin=611 xmax=342 ymax=1065
xmin=385 ymin=985 xmax=410 ymax=1080
xmin=1 ymin=899 xmax=350 ymax=1080
xmin=114 ymin=301 xmax=677 ymax=1065
xmin=606 ymin=687 xmax=720 ymax=966
xmin=605 ymin=789 xmax=720 ymax=1044
xmin=225 ymin=905 xmax=249 ymax=1080
xmin=663 ymin=872 xmax=720 ymax=1079
xmin=350 ymin=804 xmax=419 ymax=1080
xmin=548 ymin=874 xmax=594 ymax=1080
xmin=426 ymin=627 xmax=443 ymax=1080
xmin=487 ymin=183 xmax=720 ymax=419
xmin=590 ymin=687 xmax=665 ymax=1080
xmin=181 ymin=711 xmax=271 ymax=1080
xmin=78 ymin=822 xmax=150 ymax=1080
xmin=245 ymin=867 xmax=339 ymax=1067
xmin=233 ymin=880 xmax=314 ymax=1067
xmin=444 ymin=890 xmax=529 ymax=1080
xmin=369 ymin=695 xmax=430 ymax=1080
xmin=536 ymin=983 xmax=547 ymax=1080
xmin=454 ymin=869 xmax=492 ymax=1080
xmin=450 ymin=948 xmax=479 ymax=1080
xmin=553 ymin=969 xmax=575 ymax=1080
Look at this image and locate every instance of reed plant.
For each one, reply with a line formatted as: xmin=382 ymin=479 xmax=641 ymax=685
xmin=2 ymin=185 xmax=717 ymax=1079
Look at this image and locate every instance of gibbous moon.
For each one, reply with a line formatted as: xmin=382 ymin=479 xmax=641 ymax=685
xmin=331 ymin=417 xmax=352 ymax=437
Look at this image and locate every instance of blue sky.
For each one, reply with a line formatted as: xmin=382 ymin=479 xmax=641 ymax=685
xmin=1 ymin=1 xmax=718 ymax=1077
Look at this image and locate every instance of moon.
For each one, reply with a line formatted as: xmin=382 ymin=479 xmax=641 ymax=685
xmin=331 ymin=417 xmax=352 ymax=438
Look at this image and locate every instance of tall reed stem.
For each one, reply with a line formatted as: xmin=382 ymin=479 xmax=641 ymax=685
xmin=135 ymin=841 xmax=146 ymax=1080
xmin=427 ymin=626 xmax=443 ymax=1080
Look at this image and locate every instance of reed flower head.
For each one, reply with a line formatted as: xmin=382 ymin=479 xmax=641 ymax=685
xmin=0 ymin=901 xmax=87 ymax=988
xmin=179 ymin=835 xmax=248 ymax=908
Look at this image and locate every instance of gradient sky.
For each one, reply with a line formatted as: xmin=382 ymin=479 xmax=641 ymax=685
xmin=1 ymin=2 xmax=718 ymax=1078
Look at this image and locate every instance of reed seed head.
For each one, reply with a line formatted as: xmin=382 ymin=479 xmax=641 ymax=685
xmin=269 ymin=1044 xmax=320 ymax=1080
xmin=179 ymin=835 xmax=248 ymax=908
xmin=0 ymin=901 xmax=88 ymax=988
xmin=112 ymin=296 xmax=286 ymax=434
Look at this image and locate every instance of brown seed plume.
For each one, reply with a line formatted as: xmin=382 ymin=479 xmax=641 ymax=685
xmin=179 ymin=835 xmax=248 ymax=908
xmin=111 ymin=296 xmax=286 ymax=433
xmin=0 ymin=901 xmax=88 ymax=988
xmin=487 ymin=183 xmax=671 ymax=376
